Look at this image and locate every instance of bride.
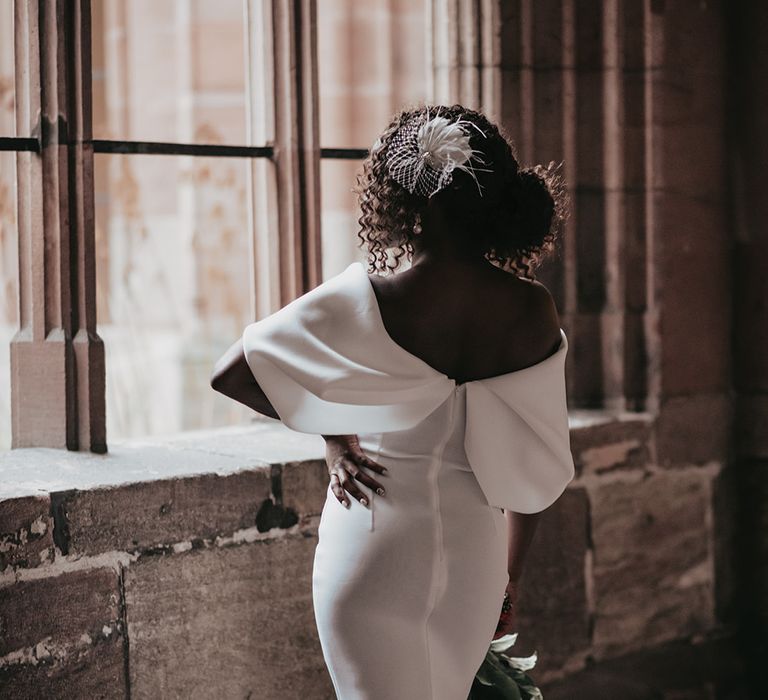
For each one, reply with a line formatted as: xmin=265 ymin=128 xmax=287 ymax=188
xmin=211 ymin=103 xmax=573 ymax=699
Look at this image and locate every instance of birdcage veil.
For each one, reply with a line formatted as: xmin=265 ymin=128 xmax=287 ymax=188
xmin=383 ymin=106 xmax=495 ymax=199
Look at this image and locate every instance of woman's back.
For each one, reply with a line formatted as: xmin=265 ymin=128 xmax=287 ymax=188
xmin=368 ymin=259 xmax=563 ymax=385
xmin=217 ymin=103 xmax=574 ymax=699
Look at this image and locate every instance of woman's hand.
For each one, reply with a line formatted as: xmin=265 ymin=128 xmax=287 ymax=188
xmin=492 ymin=579 xmax=519 ymax=640
xmin=322 ymin=434 xmax=388 ymax=508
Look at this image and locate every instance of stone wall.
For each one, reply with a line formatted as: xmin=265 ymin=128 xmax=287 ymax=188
xmin=0 ymin=412 xmax=734 ymax=698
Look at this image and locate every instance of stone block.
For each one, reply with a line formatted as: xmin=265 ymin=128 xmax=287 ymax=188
xmin=62 ymin=469 xmax=272 ymax=556
xmin=125 ymin=534 xmax=334 ymax=699
xmin=514 ymin=487 xmax=590 ymax=673
xmin=654 ymin=124 xmax=725 ymax=199
xmin=590 ymin=469 xmax=715 ymax=658
xmin=0 ymin=567 xmax=121 ymax=657
xmin=0 ymin=635 xmax=125 ymax=700
xmin=568 ymin=313 xmax=604 ymax=405
xmin=570 ymin=415 xmax=652 ymax=476
xmin=652 ymin=192 xmax=730 ymax=396
xmin=282 ymin=459 xmax=330 ymax=517
xmin=0 ymin=496 xmax=54 ymax=571
xmin=656 ymin=394 xmax=732 ymax=466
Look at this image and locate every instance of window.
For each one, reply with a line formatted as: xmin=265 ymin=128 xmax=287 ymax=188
xmin=3 ymin=1 xmax=651 ymax=451
xmin=317 ymin=1 xmax=428 ymax=279
xmin=1 ymin=3 xmax=17 ymax=450
xmin=2 ymin=0 xmax=429 ymax=449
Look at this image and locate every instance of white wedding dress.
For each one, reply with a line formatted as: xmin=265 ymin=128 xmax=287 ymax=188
xmin=241 ymin=261 xmax=575 ymax=700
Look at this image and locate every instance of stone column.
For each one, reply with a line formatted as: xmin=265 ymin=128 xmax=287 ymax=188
xmin=11 ymin=0 xmax=106 ymax=451
xmin=427 ymin=0 xmax=502 ymax=123
xmin=647 ymin=1 xmax=732 ymax=465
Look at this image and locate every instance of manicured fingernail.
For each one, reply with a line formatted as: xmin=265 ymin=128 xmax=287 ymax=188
xmin=360 ymin=497 xmax=368 ymax=506
xmin=343 ymin=500 xmax=350 ymax=508
xmin=377 ymin=488 xmax=385 ymax=496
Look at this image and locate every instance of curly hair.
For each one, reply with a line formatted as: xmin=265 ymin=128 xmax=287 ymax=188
xmin=352 ymin=103 xmax=569 ymax=279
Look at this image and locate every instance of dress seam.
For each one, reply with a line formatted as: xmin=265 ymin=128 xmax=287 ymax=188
xmin=424 ymin=387 xmax=459 ymax=700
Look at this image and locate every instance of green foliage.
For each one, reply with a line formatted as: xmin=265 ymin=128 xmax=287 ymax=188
xmin=468 ymin=633 xmax=543 ymax=700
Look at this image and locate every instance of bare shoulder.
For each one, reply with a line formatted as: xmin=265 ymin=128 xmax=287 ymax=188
xmin=510 ymin=276 xmax=563 ymax=360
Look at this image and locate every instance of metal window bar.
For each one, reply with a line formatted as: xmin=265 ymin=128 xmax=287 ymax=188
xmin=0 ymin=135 xmax=368 ymax=160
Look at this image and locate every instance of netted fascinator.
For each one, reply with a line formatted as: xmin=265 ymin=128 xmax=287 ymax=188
xmin=381 ymin=107 xmax=494 ymax=199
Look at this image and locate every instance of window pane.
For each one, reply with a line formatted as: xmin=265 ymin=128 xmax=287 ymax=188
xmin=0 ymin=1 xmax=14 ymax=137
xmin=92 ymin=0 xmax=251 ymax=146
xmin=94 ymin=153 xmax=261 ymax=440
xmin=0 ymin=147 xmax=16 ymax=450
xmin=320 ymin=158 xmax=367 ymax=280
xmin=318 ymin=0 xmax=429 ymax=150
xmin=0 ymin=0 xmax=15 ymax=447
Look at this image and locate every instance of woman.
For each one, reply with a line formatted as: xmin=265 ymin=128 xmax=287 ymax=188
xmin=211 ymin=103 xmax=574 ymax=699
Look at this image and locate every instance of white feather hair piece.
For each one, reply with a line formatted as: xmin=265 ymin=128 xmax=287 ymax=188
xmin=385 ymin=106 xmax=493 ymax=198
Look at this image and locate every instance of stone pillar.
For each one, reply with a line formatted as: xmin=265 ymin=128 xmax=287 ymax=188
xmin=647 ymin=1 xmax=732 ymax=465
xmin=265 ymin=0 xmax=322 ymax=304
xmin=497 ymin=1 xmax=655 ymax=412
xmin=427 ymin=0 xmax=502 ymax=122
xmin=11 ymin=0 xmax=106 ymax=451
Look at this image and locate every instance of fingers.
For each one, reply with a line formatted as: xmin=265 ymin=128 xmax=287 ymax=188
xmin=338 ymin=470 xmax=369 ymax=506
xmin=359 ymin=454 xmax=388 ymax=475
xmin=329 ymin=473 xmax=350 ymax=508
xmin=327 ymin=444 xmax=389 ymax=508
xmin=345 ymin=462 xmax=386 ymax=496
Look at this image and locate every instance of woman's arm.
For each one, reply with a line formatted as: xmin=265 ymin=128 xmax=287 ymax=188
xmin=505 ymin=509 xmax=541 ymax=582
xmin=494 ymin=509 xmax=541 ymax=638
xmin=210 ymin=339 xmax=280 ymax=420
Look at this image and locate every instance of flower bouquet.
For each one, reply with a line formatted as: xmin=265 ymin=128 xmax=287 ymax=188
xmin=468 ymin=632 xmax=542 ymax=700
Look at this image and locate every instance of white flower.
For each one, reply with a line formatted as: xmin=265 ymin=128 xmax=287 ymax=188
xmin=501 ymin=650 xmax=538 ymax=673
xmin=489 ymin=632 xmax=518 ymax=653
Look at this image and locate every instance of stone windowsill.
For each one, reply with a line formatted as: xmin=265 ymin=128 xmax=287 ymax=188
xmin=0 ymin=409 xmax=654 ymax=503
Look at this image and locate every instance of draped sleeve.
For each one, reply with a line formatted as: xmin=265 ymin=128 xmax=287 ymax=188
xmin=463 ymin=329 xmax=575 ymax=514
xmin=241 ymin=260 xmax=575 ymax=513
xmin=241 ymin=262 xmax=455 ymax=435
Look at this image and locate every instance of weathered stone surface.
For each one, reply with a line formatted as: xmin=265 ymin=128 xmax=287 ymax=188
xmin=567 ymin=313 xmax=604 ymax=405
xmin=0 ymin=496 xmax=54 ymax=571
xmin=125 ymin=534 xmax=334 ymax=699
xmin=591 ymin=469 xmax=715 ymax=658
xmin=656 ymin=395 xmax=732 ymax=466
xmin=63 ymin=469 xmax=272 ymax=555
xmin=570 ymin=416 xmax=652 ymax=476
xmin=514 ymin=487 xmax=590 ymax=673
xmin=0 ymin=423 xmax=325 ymax=503
xmin=0 ymin=635 xmax=125 ymax=700
xmin=148 ymin=422 xmax=326 ymax=465
xmin=654 ymin=191 xmax=730 ymax=398
xmin=0 ymin=567 xmax=121 ymax=657
xmin=282 ymin=459 xmax=329 ymax=517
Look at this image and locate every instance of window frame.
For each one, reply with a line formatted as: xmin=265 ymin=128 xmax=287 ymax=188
xmin=7 ymin=0 xmax=365 ymax=451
